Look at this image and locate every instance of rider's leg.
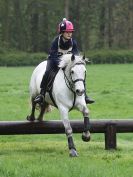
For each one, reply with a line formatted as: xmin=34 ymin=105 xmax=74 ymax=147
xmin=34 ymin=72 xmax=48 ymax=104
xmin=34 ymin=60 xmax=59 ymax=104
xmin=84 ymin=81 xmax=95 ymax=104
xmin=34 ymin=60 xmax=51 ymax=104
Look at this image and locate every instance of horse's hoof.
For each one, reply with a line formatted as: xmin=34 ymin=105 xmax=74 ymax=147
xmin=37 ymin=118 xmax=43 ymax=122
xmin=69 ymin=149 xmax=78 ymax=157
xmin=82 ymin=132 xmax=91 ymax=142
xmin=26 ymin=115 xmax=35 ymax=122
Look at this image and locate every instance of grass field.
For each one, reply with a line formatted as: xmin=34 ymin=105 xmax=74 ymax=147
xmin=0 ymin=64 xmax=133 ymax=177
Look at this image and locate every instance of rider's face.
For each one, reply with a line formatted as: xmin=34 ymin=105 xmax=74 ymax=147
xmin=62 ymin=32 xmax=73 ymax=40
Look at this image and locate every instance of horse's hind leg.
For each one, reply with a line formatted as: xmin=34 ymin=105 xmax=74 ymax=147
xmin=27 ymin=98 xmax=36 ymax=121
xmin=59 ymin=106 xmax=78 ymax=157
xmin=37 ymin=102 xmax=47 ymax=121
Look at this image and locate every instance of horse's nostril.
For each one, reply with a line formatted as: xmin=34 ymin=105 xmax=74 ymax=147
xmin=76 ymin=89 xmax=85 ymax=96
xmin=76 ymin=89 xmax=80 ymax=93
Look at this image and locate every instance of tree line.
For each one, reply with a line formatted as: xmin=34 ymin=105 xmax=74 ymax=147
xmin=0 ymin=0 xmax=132 ymax=53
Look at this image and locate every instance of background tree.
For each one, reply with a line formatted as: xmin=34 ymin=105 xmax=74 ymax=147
xmin=0 ymin=0 xmax=132 ymax=52
xmin=65 ymin=0 xmax=69 ymax=19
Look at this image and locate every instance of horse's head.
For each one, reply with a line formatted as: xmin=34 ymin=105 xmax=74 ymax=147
xmin=69 ymin=54 xmax=86 ymax=96
xmin=59 ymin=54 xmax=87 ymax=96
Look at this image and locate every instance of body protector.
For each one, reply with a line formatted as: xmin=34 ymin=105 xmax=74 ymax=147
xmin=58 ymin=35 xmax=73 ymax=57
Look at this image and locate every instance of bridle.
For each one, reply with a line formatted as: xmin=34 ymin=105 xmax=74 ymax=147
xmin=63 ymin=62 xmax=86 ymax=93
xmin=70 ymin=62 xmax=86 ymax=86
xmin=63 ymin=61 xmax=86 ymax=111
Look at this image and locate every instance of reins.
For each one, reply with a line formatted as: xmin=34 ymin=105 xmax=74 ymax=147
xmin=63 ymin=68 xmax=76 ymax=111
xmin=63 ymin=62 xmax=86 ymax=111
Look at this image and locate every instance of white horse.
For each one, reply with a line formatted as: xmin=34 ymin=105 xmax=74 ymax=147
xmin=27 ymin=54 xmax=91 ymax=157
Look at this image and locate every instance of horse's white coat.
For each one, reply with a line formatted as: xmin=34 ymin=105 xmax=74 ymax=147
xmin=29 ymin=54 xmax=90 ymax=156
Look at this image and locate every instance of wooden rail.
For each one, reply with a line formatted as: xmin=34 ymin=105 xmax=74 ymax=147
xmin=0 ymin=119 xmax=133 ymax=150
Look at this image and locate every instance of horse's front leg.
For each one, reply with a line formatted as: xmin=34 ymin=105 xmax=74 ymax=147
xmin=82 ymin=106 xmax=91 ymax=142
xmin=77 ymin=101 xmax=91 ymax=142
xmin=58 ymin=106 xmax=78 ymax=157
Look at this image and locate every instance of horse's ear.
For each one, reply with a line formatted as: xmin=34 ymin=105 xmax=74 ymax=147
xmin=83 ymin=53 xmax=85 ymax=60
xmin=71 ymin=54 xmax=75 ymax=61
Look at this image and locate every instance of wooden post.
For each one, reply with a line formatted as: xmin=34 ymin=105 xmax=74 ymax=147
xmin=105 ymin=123 xmax=117 ymax=150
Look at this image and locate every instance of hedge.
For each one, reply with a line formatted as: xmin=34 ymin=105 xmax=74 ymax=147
xmin=0 ymin=49 xmax=133 ymax=66
xmin=86 ymin=50 xmax=133 ymax=64
xmin=0 ymin=51 xmax=47 ymax=66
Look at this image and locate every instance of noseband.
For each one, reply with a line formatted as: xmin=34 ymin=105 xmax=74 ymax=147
xmin=72 ymin=78 xmax=85 ymax=83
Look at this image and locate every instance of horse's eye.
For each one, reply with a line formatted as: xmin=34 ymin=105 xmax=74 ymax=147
xmin=71 ymin=70 xmax=74 ymax=74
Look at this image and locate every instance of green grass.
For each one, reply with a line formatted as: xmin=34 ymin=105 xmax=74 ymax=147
xmin=0 ymin=64 xmax=133 ymax=177
xmin=0 ymin=141 xmax=132 ymax=177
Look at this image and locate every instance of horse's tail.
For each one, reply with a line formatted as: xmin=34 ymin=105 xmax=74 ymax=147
xmin=35 ymin=102 xmax=53 ymax=113
xmin=44 ymin=104 xmax=53 ymax=113
xmin=29 ymin=96 xmax=53 ymax=114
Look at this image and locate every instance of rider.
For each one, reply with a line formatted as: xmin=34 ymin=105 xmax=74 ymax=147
xmin=34 ymin=18 xmax=94 ymax=104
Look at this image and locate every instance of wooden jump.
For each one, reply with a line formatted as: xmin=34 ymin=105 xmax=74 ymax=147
xmin=0 ymin=119 xmax=133 ymax=150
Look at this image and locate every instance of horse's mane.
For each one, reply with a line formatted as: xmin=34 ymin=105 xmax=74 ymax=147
xmin=59 ymin=54 xmax=85 ymax=68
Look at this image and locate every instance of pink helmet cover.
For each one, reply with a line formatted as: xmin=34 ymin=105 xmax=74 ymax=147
xmin=58 ymin=18 xmax=74 ymax=33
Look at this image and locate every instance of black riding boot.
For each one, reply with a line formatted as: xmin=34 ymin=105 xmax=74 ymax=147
xmin=34 ymin=89 xmax=46 ymax=104
xmin=34 ymin=60 xmax=59 ymax=104
xmin=85 ymin=93 xmax=95 ymax=104
xmin=84 ymin=81 xmax=95 ymax=104
xmin=34 ymin=70 xmax=48 ymax=104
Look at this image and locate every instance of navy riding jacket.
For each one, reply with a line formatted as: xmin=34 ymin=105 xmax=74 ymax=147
xmin=48 ymin=35 xmax=79 ymax=66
